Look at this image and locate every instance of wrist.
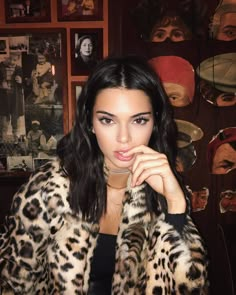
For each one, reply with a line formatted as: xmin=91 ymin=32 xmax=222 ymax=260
xmin=167 ymin=198 xmax=186 ymax=214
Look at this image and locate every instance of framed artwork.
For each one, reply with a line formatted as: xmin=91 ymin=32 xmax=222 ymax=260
xmin=70 ymin=28 xmax=103 ymax=76
xmin=57 ymin=0 xmax=103 ymax=22
xmin=5 ymin=0 xmax=51 ymax=23
xmin=71 ymin=81 xmax=84 ymax=123
xmin=0 ymin=28 xmax=68 ymax=173
xmin=0 ymin=37 xmax=10 ymax=57
xmin=7 ymin=155 xmax=33 ymax=172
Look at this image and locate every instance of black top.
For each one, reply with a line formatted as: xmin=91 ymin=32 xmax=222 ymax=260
xmin=88 ymin=214 xmax=186 ymax=295
xmin=88 ymin=233 xmax=117 ymax=295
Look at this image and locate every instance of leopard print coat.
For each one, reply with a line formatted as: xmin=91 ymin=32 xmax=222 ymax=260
xmin=0 ymin=160 xmax=209 ymax=294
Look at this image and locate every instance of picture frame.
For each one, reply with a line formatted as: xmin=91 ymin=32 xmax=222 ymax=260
xmin=5 ymin=0 xmax=51 ymax=24
xmin=0 ymin=28 xmax=68 ymax=173
xmin=71 ymin=81 xmax=84 ymax=123
xmin=57 ymin=0 xmax=103 ymax=22
xmin=7 ymin=155 xmax=33 ymax=172
xmin=70 ymin=28 xmax=103 ymax=76
xmin=0 ymin=37 xmax=10 ymax=57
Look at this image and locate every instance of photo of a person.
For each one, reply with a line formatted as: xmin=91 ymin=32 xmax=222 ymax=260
xmin=63 ymin=0 xmax=79 ymax=15
xmin=196 ymin=52 xmax=236 ymax=107
xmin=26 ymin=120 xmax=58 ymax=158
xmin=23 ymin=0 xmax=34 ymax=16
xmin=149 ymin=55 xmax=195 ymax=107
xmin=60 ymin=0 xmax=98 ymax=19
xmin=26 ymin=52 xmax=59 ymax=105
xmin=131 ymin=0 xmax=208 ymax=41
xmin=32 ymin=53 xmax=55 ymax=103
xmin=209 ymin=0 xmax=236 ymax=41
xmin=0 ymin=56 xmax=209 ymax=293
xmin=26 ymin=120 xmax=43 ymax=156
xmin=207 ymin=127 xmax=236 ymax=174
xmin=187 ymin=186 xmax=209 ymax=212
xmin=8 ymin=0 xmax=44 ymax=18
xmin=81 ymin=0 xmax=95 ymax=15
xmin=219 ymin=190 xmax=236 ymax=213
xmin=175 ymin=119 xmax=204 ymax=172
xmin=7 ymin=155 xmax=33 ymax=171
xmin=74 ymin=34 xmax=98 ymax=74
xmin=0 ymin=53 xmax=25 ymax=143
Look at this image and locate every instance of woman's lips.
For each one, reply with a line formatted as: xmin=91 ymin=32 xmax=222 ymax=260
xmin=114 ymin=151 xmax=133 ymax=162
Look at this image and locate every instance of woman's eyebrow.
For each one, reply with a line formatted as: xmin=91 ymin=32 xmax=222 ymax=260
xmin=131 ymin=112 xmax=152 ymax=118
xmin=96 ymin=111 xmax=114 ymax=116
xmin=95 ymin=111 xmax=152 ymax=118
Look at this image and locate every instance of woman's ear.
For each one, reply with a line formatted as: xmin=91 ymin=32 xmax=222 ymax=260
xmin=92 ymin=127 xmax=95 ymax=134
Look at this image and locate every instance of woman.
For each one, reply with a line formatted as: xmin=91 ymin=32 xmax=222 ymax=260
xmin=75 ymin=34 xmax=97 ymax=74
xmin=149 ymin=14 xmax=192 ymax=42
xmin=149 ymin=56 xmax=195 ymax=107
xmin=131 ymin=0 xmax=208 ymax=41
xmin=0 ymin=56 xmax=208 ymax=294
xmin=207 ymin=127 xmax=236 ymax=175
xmin=209 ymin=2 xmax=236 ymax=41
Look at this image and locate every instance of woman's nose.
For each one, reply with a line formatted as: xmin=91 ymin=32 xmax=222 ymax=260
xmin=117 ymin=125 xmax=130 ymax=143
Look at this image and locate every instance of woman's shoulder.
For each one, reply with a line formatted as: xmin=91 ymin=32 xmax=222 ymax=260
xmin=32 ymin=158 xmax=68 ymax=181
xmin=25 ymin=158 xmax=69 ymax=192
xmin=19 ymin=158 xmax=71 ymax=212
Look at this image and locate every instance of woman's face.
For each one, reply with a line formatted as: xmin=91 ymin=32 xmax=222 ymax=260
xmin=163 ymin=83 xmax=191 ymax=107
xmin=92 ymin=88 xmax=154 ymax=170
xmin=83 ymin=0 xmax=94 ymax=9
xmin=216 ymin=93 xmax=236 ymax=107
xmin=80 ymin=38 xmax=93 ymax=56
xmin=216 ymin=12 xmax=236 ymax=41
xmin=150 ymin=16 xmax=191 ymax=42
xmin=212 ymin=143 xmax=236 ymax=174
xmin=37 ymin=54 xmax=46 ymax=64
xmin=151 ymin=25 xmax=186 ymax=42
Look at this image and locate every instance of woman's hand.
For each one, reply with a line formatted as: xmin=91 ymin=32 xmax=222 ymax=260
xmin=124 ymin=145 xmax=186 ymax=213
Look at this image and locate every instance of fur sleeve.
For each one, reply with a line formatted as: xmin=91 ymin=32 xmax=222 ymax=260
xmin=146 ymin=213 xmax=209 ymax=294
xmin=0 ymin=161 xmax=68 ymax=293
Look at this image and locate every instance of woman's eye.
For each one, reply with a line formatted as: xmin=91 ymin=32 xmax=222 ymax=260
xmin=153 ymin=31 xmax=165 ymax=40
xmin=219 ymin=161 xmax=234 ymax=170
xmin=134 ymin=117 xmax=149 ymax=125
xmin=221 ymin=94 xmax=235 ymax=101
xmin=169 ymin=95 xmax=179 ymax=100
xmin=173 ymin=30 xmax=185 ymax=38
xmin=99 ymin=117 xmax=113 ymax=125
xmin=224 ymin=28 xmax=236 ymax=38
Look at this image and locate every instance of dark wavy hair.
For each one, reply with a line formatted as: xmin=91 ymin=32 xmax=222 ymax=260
xmin=57 ymin=55 xmax=185 ymax=221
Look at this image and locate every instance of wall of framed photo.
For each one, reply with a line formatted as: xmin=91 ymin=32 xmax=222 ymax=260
xmin=0 ymin=0 xmax=108 ymax=174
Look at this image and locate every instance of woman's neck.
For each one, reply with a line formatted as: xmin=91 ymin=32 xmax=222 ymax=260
xmin=104 ymin=164 xmax=130 ymax=190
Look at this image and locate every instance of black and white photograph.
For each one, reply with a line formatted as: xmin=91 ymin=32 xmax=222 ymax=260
xmin=5 ymin=0 xmax=51 ymax=23
xmin=7 ymin=155 xmax=33 ymax=171
xmin=9 ymin=36 xmax=29 ymax=52
xmin=70 ymin=28 xmax=103 ymax=76
xmin=0 ymin=29 xmax=67 ymax=172
xmin=0 ymin=52 xmax=26 ymax=145
xmin=0 ymin=38 xmax=10 ymax=56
